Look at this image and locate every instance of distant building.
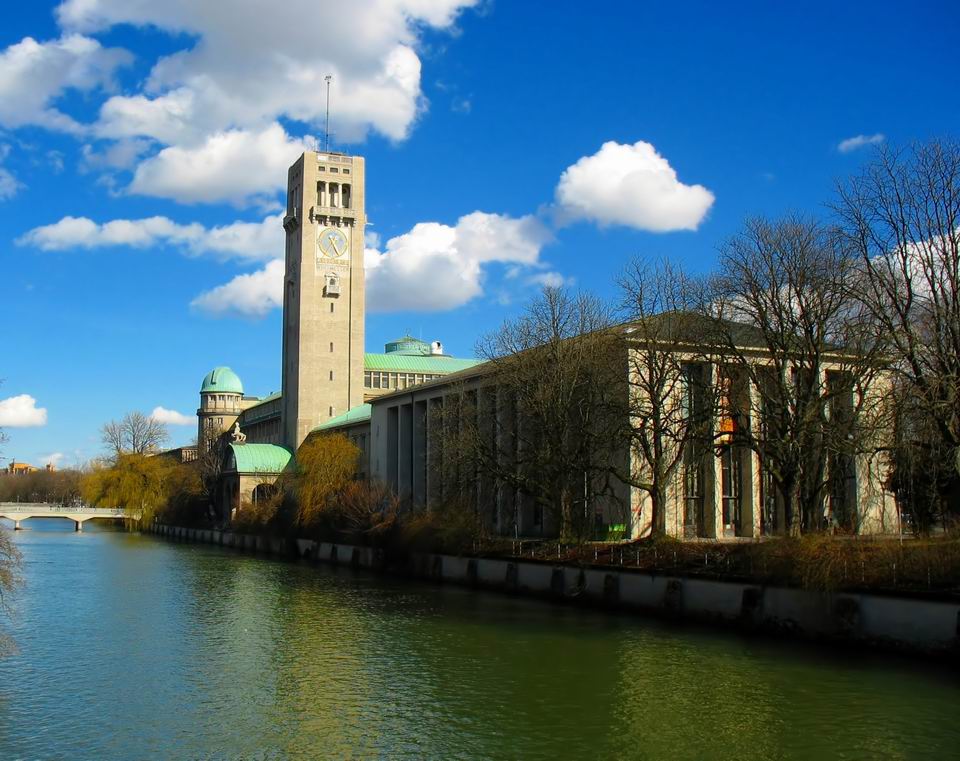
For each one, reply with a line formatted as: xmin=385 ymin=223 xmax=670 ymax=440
xmin=4 ymin=460 xmax=54 ymax=475
xmin=199 ymin=150 xmax=480 ymax=516
xmin=199 ymin=149 xmax=897 ymax=538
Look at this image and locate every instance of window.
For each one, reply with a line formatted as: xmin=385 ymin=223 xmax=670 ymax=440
xmin=330 ymin=302 xmax=334 ymax=313
xmin=330 ymin=167 xmax=339 ymax=173
xmin=342 ymin=168 xmax=350 ymax=174
xmin=373 ymin=373 xmax=381 ymax=389
xmin=329 ymin=406 xmax=334 ymax=416
xmin=318 ymin=165 xmax=325 ymax=172
xmin=720 ymin=445 xmax=743 ymax=530
xmin=364 ymin=371 xmax=372 ymax=388
xmin=329 ymin=342 xmax=334 ymax=352
xmin=329 ymin=370 xmax=334 ymax=381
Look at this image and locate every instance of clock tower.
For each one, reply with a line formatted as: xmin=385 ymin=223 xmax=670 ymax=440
xmin=281 ymin=151 xmax=366 ymax=449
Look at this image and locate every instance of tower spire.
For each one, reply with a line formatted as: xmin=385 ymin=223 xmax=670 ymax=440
xmin=324 ymin=75 xmax=333 ymax=152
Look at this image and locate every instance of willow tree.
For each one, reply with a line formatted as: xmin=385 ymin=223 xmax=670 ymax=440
xmin=833 ymin=139 xmax=960 ymax=528
xmin=0 ymin=528 xmax=21 ymax=656
xmin=81 ymin=453 xmax=185 ymax=524
xmin=295 ymin=433 xmax=359 ymax=529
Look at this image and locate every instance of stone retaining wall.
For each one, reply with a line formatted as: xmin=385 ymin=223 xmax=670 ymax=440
xmin=152 ymin=524 xmax=960 ymax=657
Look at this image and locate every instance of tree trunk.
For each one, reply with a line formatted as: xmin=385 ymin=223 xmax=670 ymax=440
xmin=785 ymin=479 xmax=802 ymax=537
xmin=649 ymin=485 xmax=666 ymax=537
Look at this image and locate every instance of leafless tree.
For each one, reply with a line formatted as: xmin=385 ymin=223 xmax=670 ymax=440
xmin=705 ymin=215 xmax=886 ymax=535
xmin=444 ymin=287 xmax=629 ymax=543
xmin=101 ymin=411 xmax=169 ymax=456
xmin=618 ymin=258 xmax=722 ymax=536
xmin=833 ymin=138 xmax=960 ymax=527
xmin=195 ymin=428 xmax=225 ymax=520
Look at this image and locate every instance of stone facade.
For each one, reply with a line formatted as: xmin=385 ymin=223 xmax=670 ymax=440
xmin=281 ymin=151 xmax=366 ymax=450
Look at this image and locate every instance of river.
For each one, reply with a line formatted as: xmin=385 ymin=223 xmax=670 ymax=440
xmin=1 ymin=521 xmax=958 ymax=760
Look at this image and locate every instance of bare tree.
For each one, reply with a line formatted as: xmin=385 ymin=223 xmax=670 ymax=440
xmin=195 ymin=428 xmax=225 ymax=520
xmin=705 ymin=215 xmax=885 ymax=535
xmin=833 ymin=139 xmax=960 ymax=527
xmin=101 ymin=412 xmax=169 ymax=456
xmin=618 ymin=258 xmax=721 ymax=536
xmin=446 ymin=287 xmax=629 ymax=543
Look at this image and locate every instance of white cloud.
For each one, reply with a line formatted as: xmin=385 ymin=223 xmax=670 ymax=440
xmin=0 ymin=34 xmax=130 ymax=133
xmin=81 ymin=138 xmax=153 ymax=171
xmin=0 ymin=0 xmax=467 ymax=203
xmin=57 ymin=0 xmax=475 ymax=140
xmin=128 ymin=124 xmax=316 ymax=205
xmin=150 ymin=406 xmax=194 ymax=426
xmin=191 ymin=259 xmax=285 ymax=317
xmin=554 ymin=141 xmax=715 ymax=232
xmin=192 ymin=210 xmax=552 ymax=317
xmin=0 ymin=167 xmax=20 ymax=200
xmin=18 ymin=213 xmax=281 ymax=262
xmin=365 ymin=211 xmax=552 ymax=311
xmin=38 ymin=452 xmax=65 ymax=467
xmin=0 ymin=394 xmax=48 ymax=427
xmin=838 ymin=133 xmax=885 ymax=153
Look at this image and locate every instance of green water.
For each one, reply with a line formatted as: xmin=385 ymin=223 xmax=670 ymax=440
xmin=1 ymin=522 xmax=958 ymax=760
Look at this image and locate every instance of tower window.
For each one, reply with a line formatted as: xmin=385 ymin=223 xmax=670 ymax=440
xmin=330 ymin=302 xmax=334 ymax=313
xmin=342 ymin=184 xmax=351 ymax=209
xmin=329 ymin=370 xmax=334 ymax=381
xmin=329 ymin=342 xmax=334 ymax=352
xmin=329 ymin=406 xmax=334 ymax=416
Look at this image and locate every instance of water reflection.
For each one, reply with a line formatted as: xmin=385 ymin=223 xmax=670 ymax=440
xmin=0 ymin=529 xmax=958 ymax=760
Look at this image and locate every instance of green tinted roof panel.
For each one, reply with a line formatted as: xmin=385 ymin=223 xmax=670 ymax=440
xmin=363 ymin=353 xmax=481 ymax=373
xmin=227 ymin=443 xmax=293 ymax=474
xmin=200 ymin=366 xmax=244 ymax=394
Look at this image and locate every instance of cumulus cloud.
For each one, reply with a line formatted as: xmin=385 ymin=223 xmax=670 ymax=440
xmin=365 ymin=212 xmax=552 ymax=311
xmin=59 ymin=0 xmax=475 ymax=140
xmin=0 ymin=1 xmax=478 ymax=203
xmin=838 ymin=133 xmax=885 ymax=153
xmin=554 ymin=141 xmax=715 ymax=232
xmin=191 ymin=259 xmax=285 ymax=317
xmin=0 ymin=34 xmax=131 ymax=133
xmin=192 ymin=211 xmax=552 ymax=317
xmin=128 ymin=124 xmax=316 ymax=205
xmin=18 ymin=213 xmax=281 ymax=262
xmin=150 ymin=406 xmax=194 ymax=426
xmin=0 ymin=394 xmax=48 ymax=427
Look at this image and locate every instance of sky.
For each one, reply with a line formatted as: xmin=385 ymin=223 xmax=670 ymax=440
xmin=1 ymin=0 xmax=957 ymax=468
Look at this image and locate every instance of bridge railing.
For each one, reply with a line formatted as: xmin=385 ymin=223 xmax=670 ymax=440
xmin=0 ymin=503 xmax=126 ymax=516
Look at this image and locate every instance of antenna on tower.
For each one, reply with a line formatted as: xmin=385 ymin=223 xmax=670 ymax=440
xmin=324 ymin=75 xmax=333 ymax=152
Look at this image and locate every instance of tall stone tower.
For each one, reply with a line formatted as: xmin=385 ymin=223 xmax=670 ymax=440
xmin=281 ymin=151 xmax=366 ymax=450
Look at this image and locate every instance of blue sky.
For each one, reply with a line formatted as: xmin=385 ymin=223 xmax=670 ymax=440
xmin=1 ymin=0 xmax=957 ymax=468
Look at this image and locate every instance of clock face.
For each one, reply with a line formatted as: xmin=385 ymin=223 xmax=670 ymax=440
xmin=318 ymin=227 xmax=349 ymax=259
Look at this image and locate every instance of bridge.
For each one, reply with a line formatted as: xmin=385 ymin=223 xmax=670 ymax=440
xmin=0 ymin=503 xmax=137 ymax=531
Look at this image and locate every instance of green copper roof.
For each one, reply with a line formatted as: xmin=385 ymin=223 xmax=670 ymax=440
xmin=200 ymin=366 xmax=244 ymax=394
xmin=314 ymin=403 xmax=371 ymax=432
xmin=227 ymin=443 xmax=292 ymax=474
xmin=384 ymin=335 xmax=432 ymax=355
xmin=364 ymin=353 xmax=481 ymax=373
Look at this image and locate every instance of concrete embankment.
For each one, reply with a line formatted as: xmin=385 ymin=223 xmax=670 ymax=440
xmin=152 ymin=524 xmax=960 ymax=659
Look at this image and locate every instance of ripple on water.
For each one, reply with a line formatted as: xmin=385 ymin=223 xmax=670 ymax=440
xmin=1 ymin=528 xmax=959 ymax=760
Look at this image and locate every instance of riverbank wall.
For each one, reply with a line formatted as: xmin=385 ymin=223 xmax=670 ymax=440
xmin=152 ymin=523 xmax=960 ymax=659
